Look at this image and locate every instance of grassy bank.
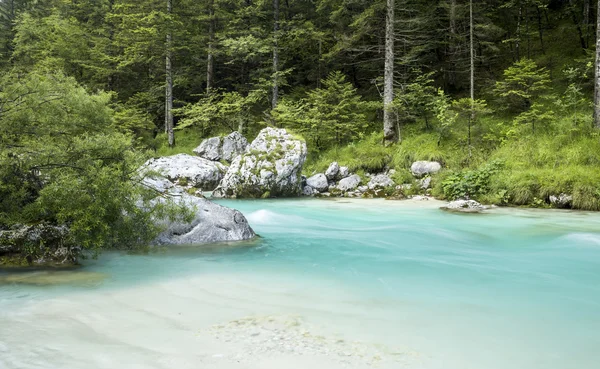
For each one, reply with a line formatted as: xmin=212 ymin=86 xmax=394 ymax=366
xmin=304 ymin=123 xmax=600 ymax=211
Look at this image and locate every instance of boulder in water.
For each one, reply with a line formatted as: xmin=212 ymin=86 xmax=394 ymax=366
xmin=212 ymin=127 xmax=307 ymax=198
xmin=143 ymin=177 xmax=255 ymax=245
xmin=143 ymin=154 xmax=228 ymax=190
xmin=441 ymin=199 xmax=486 ymax=213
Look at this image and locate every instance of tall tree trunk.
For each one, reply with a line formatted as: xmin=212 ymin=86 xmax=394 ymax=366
xmin=272 ymin=0 xmax=280 ymax=109
xmin=515 ymin=1 xmax=522 ymax=61
xmin=594 ymin=0 xmax=600 ymax=127
xmin=206 ymin=0 xmax=215 ymax=94
xmin=448 ymin=0 xmax=457 ymax=88
xmin=537 ymin=6 xmax=545 ymax=54
xmin=569 ymin=0 xmax=588 ymax=49
xmin=469 ymin=0 xmax=474 ymax=157
xmin=584 ymin=0 xmax=592 ymax=47
xmin=165 ymin=0 xmax=175 ymax=147
xmin=383 ymin=0 xmax=397 ymax=145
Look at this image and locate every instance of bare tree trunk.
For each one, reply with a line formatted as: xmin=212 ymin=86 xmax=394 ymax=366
xmin=594 ymin=0 xmax=600 ymax=127
xmin=515 ymin=1 xmax=522 ymax=61
xmin=447 ymin=0 xmax=457 ymax=88
xmin=584 ymin=0 xmax=592 ymax=47
xmin=206 ymin=0 xmax=215 ymax=94
xmin=383 ymin=0 xmax=397 ymax=145
xmin=272 ymin=0 xmax=280 ymax=109
xmin=165 ymin=0 xmax=175 ymax=147
xmin=537 ymin=6 xmax=545 ymax=54
xmin=469 ymin=0 xmax=474 ymax=157
xmin=569 ymin=0 xmax=588 ymax=49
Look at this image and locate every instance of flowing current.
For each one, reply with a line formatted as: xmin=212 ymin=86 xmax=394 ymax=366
xmin=1 ymin=199 xmax=599 ymax=369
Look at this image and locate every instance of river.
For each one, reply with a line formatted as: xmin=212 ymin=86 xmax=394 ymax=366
xmin=1 ymin=199 xmax=599 ymax=369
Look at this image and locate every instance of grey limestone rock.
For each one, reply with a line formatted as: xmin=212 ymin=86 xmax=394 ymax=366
xmin=212 ymin=127 xmax=307 ymax=198
xmin=193 ymin=132 xmax=249 ymax=163
xmin=338 ymin=166 xmax=350 ymax=179
xmin=442 ymin=199 xmax=485 ymax=213
xmin=337 ymin=174 xmax=361 ymax=192
xmin=411 ymin=161 xmax=442 ymax=178
xmin=143 ymin=154 xmax=228 ymax=190
xmin=325 ymin=162 xmax=340 ymax=180
xmin=367 ymin=174 xmax=395 ymax=190
xmin=306 ymin=173 xmax=329 ymax=192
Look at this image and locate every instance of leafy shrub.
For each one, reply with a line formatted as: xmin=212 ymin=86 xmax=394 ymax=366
xmin=439 ymin=160 xmax=504 ymax=200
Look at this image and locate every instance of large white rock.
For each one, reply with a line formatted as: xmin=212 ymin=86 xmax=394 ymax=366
xmin=143 ymin=154 xmax=228 ymax=190
xmin=337 ymin=174 xmax=361 ymax=192
xmin=212 ymin=127 xmax=307 ymax=198
xmin=193 ymin=132 xmax=249 ymax=163
xmin=144 ymin=176 xmax=255 ymax=245
xmin=306 ymin=173 xmax=329 ymax=192
xmin=411 ymin=161 xmax=442 ymax=178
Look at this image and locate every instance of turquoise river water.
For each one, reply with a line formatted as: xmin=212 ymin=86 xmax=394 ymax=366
xmin=1 ymin=199 xmax=599 ymax=369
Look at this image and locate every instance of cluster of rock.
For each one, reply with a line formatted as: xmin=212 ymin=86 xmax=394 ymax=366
xmin=0 ymin=224 xmax=76 ymax=267
xmin=136 ymin=127 xmax=309 ymax=247
xmin=213 ymin=128 xmax=307 ymax=198
xmin=302 ymin=160 xmax=442 ymax=198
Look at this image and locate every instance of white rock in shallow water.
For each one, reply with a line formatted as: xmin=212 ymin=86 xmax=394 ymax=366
xmin=306 ymin=173 xmax=329 ymax=192
xmin=337 ymin=174 xmax=361 ymax=192
xmin=367 ymin=174 xmax=395 ymax=190
xmin=411 ymin=161 xmax=442 ymax=178
xmin=212 ymin=128 xmax=307 ymax=198
xmin=152 ymin=192 xmax=255 ymax=245
xmin=442 ymin=199 xmax=485 ymax=213
xmin=142 ymin=154 xmax=228 ymax=190
xmin=325 ymin=162 xmax=340 ymax=180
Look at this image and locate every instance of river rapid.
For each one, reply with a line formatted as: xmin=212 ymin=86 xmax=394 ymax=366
xmin=1 ymin=199 xmax=599 ymax=369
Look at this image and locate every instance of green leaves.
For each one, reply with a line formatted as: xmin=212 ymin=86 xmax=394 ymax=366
xmin=494 ymin=59 xmax=551 ymax=113
xmin=0 ymin=69 xmax=184 ymax=256
xmin=273 ymin=71 xmax=374 ymax=151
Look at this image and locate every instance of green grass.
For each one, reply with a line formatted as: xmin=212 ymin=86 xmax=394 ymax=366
xmin=153 ymin=129 xmax=205 ymax=157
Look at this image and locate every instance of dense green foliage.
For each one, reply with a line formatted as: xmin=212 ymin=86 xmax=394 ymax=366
xmin=0 ymin=70 xmax=187 ymax=261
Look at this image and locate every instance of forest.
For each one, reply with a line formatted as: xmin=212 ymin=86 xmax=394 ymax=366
xmin=2 ymin=0 xmax=600 ymax=255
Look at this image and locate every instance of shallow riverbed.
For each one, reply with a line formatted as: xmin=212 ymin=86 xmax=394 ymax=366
xmin=1 ymin=199 xmax=599 ymax=369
